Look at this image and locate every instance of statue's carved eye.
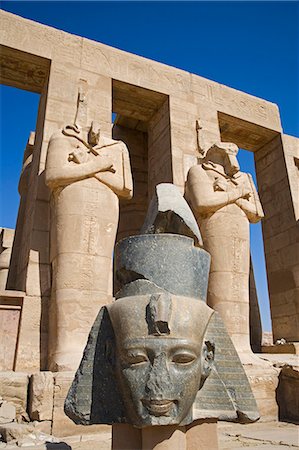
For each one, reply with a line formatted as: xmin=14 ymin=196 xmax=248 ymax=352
xmin=127 ymin=352 xmax=148 ymax=365
xmin=172 ymin=352 xmax=196 ymax=365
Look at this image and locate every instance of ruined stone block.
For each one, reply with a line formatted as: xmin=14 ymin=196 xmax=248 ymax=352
xmin=277 ymin=365 xmax=299 ymax=423
xmin=29 ymin=372 xmax=54 ymax=421
xmin=0 ymin=400 xmax=16 ymax=424
xmin=0 ymin=372 xmax=29 ymax=419
xmin=0 ymin=422 xmax=34 ymax=443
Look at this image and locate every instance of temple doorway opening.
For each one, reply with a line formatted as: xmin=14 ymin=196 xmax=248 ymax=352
xmin=112 ymin=80 xmax=170 ymax=242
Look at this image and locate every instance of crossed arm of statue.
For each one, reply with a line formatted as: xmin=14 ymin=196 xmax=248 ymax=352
xmin=45 ymin=127 xmax=133 ymax=200
xmin=235 ymin=173 xmax=264 ymax=223
xmin=45 ymin=132 xmax=115 ymax=189
xmin=186 ymin=165 xmax=263 ymax=222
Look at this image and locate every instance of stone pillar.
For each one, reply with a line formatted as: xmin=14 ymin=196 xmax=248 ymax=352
xmin=112 ymin=421 xmax=219 ymax=450
xmin=249 ymin=259 xmax=262 ymax=353
xmin=6 ymin=132 xmax=35 ymax=292
xmin=0 ymin=228 xmax=14 ymax=291
xmin=255 ymin=134 xmax=299 ymax=343
xmin=148 ymin=99 xmax=172 ymax=199
xmin=113 ymin=124 xmax=149 ymax=241
xmin=45 ymin=119 xmax=133 ymax=371
xmin=186 ymin=144 xmax=264 ymax=361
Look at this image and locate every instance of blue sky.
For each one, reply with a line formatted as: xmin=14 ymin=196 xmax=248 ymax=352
xmin=1 ymin=1 xmax=298 ymax=332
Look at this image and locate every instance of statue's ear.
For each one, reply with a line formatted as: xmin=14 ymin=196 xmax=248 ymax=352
xmin=200 ymin=340 xmax=215 ymax=388
xmin=193 ymin=312 xmax=259 ymax=423
xmin=88 ymin=121 xmax=101 ymax=146
xmin=64 ymin=306 xmax=125 ymax=425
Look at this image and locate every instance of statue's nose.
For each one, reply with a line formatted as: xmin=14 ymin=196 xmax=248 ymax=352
xmin=145 ymin=352 xmax=171 ymax=399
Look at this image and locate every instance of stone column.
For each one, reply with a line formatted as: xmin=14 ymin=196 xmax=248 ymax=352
xmin=186 ymin=143 xmax=264 ymax=361
xmin=45 ymin=123 xmax=133 ymax=371
xmin=0 ymin=229 xmax=14 ymax=291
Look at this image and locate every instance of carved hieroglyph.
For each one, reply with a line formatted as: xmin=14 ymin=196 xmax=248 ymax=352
xmin=186 ymin=143 xmax=264 ymax=361
xmin=45 ymin=121 xmax=133 ymax=371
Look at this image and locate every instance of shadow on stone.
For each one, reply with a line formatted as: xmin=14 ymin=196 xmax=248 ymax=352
xmin=276 ymin=365 xmax=299 ymax=424
xmin=46 ymin=443 xmax=72 ymax=449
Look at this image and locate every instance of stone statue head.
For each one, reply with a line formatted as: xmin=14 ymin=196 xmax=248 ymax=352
xmin=65 ymin=194 xmax=260 ymax=427
xmin=107 ymin=293 xmax=214 ymax=426
xmin=205 ymin=143 xmax=240 ymax=177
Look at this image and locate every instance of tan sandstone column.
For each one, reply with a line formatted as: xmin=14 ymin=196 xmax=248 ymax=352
xmin=186 ymin=143 xmax=263 ymax=361
xmin=45 ymin=123 xmax=132 ymax=371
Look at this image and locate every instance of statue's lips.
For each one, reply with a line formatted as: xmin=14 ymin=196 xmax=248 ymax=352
xmin=142 ymin=399 xmax=174 ymax=416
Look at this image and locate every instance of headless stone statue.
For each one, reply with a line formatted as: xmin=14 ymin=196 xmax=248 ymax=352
xmin=186 ymin=143 xmax=264 ymax=362
xmin=45 ymin=118 xmax=133 ymax=371
xmin=65 ymin=184 xmax=259 ymax=435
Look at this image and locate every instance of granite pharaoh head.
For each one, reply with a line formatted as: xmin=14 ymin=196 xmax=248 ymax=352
xmin=107 ymin=292 xmax=214 ymax=426
xmin=65 ymin=183 xmax=259 ymax=427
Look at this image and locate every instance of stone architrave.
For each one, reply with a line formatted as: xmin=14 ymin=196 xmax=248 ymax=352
xmin=45 ymin=121 xmax=133 ymax=371
xmin=186 ymin=143 xmax=264 ymax=361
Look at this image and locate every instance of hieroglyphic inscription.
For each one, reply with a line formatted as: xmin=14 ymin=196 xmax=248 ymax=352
xmin=191 ymin=75 xmax=280 ymax=130
xmin=194 ymin=312 xmax=258 ymax=420
xmin=0 ymin=45 xmax=49 ymax=93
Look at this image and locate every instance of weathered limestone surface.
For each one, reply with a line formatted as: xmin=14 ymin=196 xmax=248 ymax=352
xmin=0 ymin=291 xmax=23 ymax=371
xmin=113 ymin=124 xmax=149 ymax=241
xmin=249 ymin=261 xmax=262 ymax=353
xmin=7 ymin=133 xmax=35 ymax=292
xmin=277 ymin=365 xmax=299 ymax=423
xmin=45 ymin=121 xmax=133 ymax=371
xmin=0 ymin=372 xmax=29 ymax=419
xmin=256 ymin=135 xmax=299 ymax=342
xmin=14 ymin=296 xmax=41 ymax=372
xmin=244 ymin=364 xmax=279 ymax=421
xmin=0 ymin=228 xmax=14 ymax=290
xmin=0 ymin=9 xmax=298 ymax=436
xmin=0 ymin=422 xmax=35 ymax=443
xmin=262 ymin=342 xmax=299 ymax=355
xmin=0 ymin=399 xmax=16 ymax=424
xmin=186 ymin=143 xmax=264 ymax=360
xmin=282 ymin=134 xmax=299 ymax=221
xmin=29 ymin=372 xmax=54 ymax=421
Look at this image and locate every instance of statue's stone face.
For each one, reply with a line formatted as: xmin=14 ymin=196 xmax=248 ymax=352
xmin=115 ymin=337 xmax=202 ymax=426
xmin=205 ymin=144 xmax=240 ymax=177
xmin=108 ymin=294 xmax=214 ymax=427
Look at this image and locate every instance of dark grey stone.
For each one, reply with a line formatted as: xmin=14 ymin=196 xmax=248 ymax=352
xmin=65 ymin=304 xmax=259 ymax=427
xmin=141 ymin=183 xmax=203 ymax=247
xmin=64 ymin=306 xmax=125 ymax=425
xmin=194 ymin=312 xmax=259 ymax=423
xmin=116 ymin=279 xmax=168 ymax=299
xmin=115 ymin=234 xmax=210 ymax=301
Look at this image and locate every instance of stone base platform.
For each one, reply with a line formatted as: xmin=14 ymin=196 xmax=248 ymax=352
xmin=0 ymin=421 xmax=297 ymax=449
xmin=262 ymin=343 xmax=299 ymax=355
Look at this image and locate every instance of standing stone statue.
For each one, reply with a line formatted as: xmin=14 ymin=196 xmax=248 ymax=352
xmin=186 ymin=143 xmax=264 ymax=361
xmin=65 ymin=184 xmax=259 ymax=450
xmin=45 ymin=120 xmax=133 ymax=371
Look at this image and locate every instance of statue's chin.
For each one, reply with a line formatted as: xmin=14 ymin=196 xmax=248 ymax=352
xmin=130 ymin=400 xmax=191 ymax=426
